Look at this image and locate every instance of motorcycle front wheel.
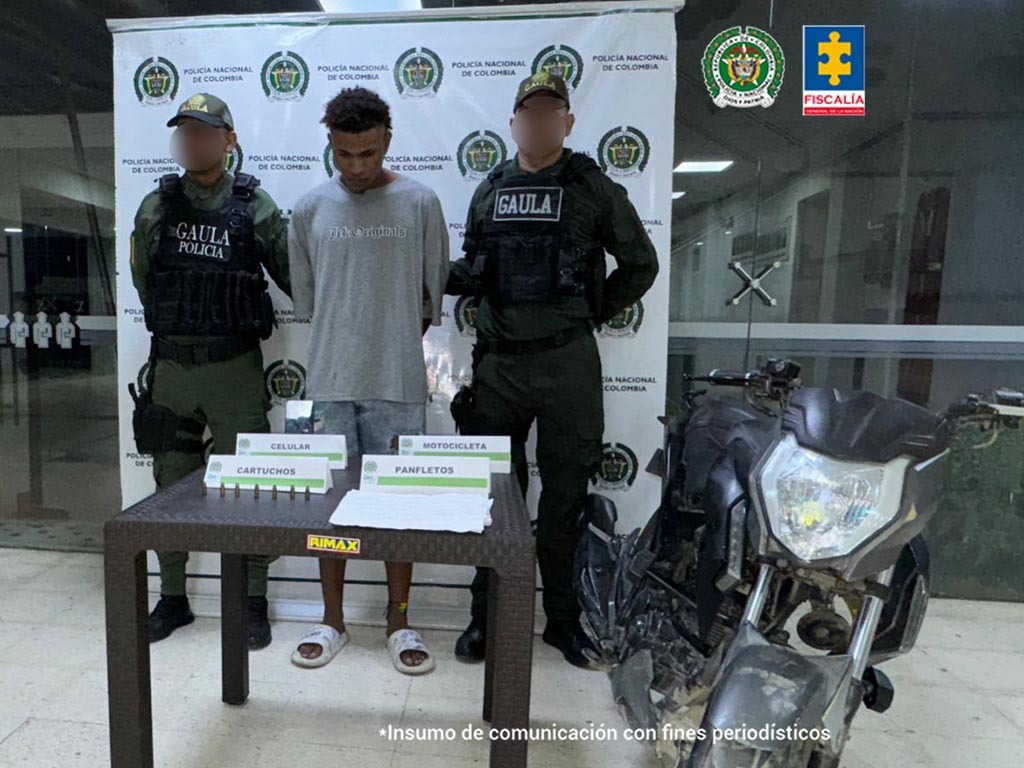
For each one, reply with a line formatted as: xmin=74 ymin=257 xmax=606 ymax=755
xmin=807 ymin=751 xmax=841 ymax=768
xmin=685 ymin=741 xmax=832 ymax=768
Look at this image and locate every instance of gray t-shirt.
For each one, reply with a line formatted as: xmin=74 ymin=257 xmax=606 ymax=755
xmin=288 ymin=173 xmax=450 ymax=403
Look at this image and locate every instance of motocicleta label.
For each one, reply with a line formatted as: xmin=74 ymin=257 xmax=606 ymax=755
xmin=398 ymin=435 xmax=511 ymax=473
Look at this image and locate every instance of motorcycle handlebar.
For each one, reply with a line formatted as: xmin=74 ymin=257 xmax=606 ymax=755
xmin=686 ymin=369 xmax=759 ymax=387
xmin=944 ymin=395 xmax=1024 ymax=424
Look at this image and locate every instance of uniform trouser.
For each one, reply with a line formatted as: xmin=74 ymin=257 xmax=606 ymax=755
xmin=462 ymin=332 xmax=604 ymax=628
xmin=149 ymin=347 xmax=277 ymax=598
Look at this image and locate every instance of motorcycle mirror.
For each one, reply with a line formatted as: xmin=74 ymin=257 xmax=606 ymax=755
xmin=646 ymin=448 xmax=666 ymax=478
xmin=581 ymin=493 xmax=618 ymax=536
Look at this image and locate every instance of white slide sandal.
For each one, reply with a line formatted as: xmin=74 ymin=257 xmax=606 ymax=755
xmin=291 ymin=624 xmax=349 ymax=668
xmin=387 ymin=628 xmax=435 ymax=675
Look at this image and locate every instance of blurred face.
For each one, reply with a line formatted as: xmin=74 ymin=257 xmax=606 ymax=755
xmin=510 ymin=94 xmax=574 ymax=157
xmin=170 ymin=118 xmax=236 ymax=173
xmin=329 ymin=126 xmax=392 ymax=192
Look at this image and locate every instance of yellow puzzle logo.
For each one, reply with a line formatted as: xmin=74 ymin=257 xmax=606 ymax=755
xmin=803 ymin=25 xmax=865 ymax=116
xmin=306 ymin=534 xmax=361 ymax=554
xmin=817 ymin=31 xmax=851 ymax=85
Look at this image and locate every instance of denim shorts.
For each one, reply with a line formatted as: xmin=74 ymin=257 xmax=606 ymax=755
xmin=312 ymin=400 xmax=426 ymax=457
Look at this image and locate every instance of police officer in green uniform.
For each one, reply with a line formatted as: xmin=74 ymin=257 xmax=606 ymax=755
xmin=129 ymin=93 xmax=291 ymax=649
xmin=447 ymin=74 xmax=658 ymax=666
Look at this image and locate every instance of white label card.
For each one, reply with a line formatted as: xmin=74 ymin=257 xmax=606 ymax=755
xmin=397 ymin=435 xmax=511 ymax=474
xmin=359 ymin=454 xmax=490 ymax=495
xmin=236 ymin=433 xmax=347 ymax=469
xmin=204 ymin=455 xmax=333 ymax=494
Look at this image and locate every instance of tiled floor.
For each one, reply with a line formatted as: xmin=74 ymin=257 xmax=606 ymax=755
xmin=0 ymin=549 xmax=1021 ymax=767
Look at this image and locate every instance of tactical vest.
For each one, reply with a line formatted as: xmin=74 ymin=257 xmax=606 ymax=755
xmin=475 ymin=154 xmax=606 ymax=310
xmin=147 ymin=173 xmax=273 ymax=338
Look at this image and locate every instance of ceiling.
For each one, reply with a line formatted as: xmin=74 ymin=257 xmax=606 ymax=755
xmin=2 ymin=0 xmax=1022 ymax=234
xmin=0 ymin=0 xmax=322 ymax=116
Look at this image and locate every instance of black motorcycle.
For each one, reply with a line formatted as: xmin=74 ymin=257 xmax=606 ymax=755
xmin=575 ymin=358 xmax=1020 ymax=767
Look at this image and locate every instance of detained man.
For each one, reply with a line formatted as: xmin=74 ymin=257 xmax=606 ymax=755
xmin=288 ymin=87 xmax=450 ymax=674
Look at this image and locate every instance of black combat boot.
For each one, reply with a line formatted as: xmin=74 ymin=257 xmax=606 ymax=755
xmin=147 ymin=595 xmax=195 ymax=643
xmin=454 ymin=619 xmax=486 ymax=663
xmin=248 ymin=596 xmax=272 ymax=651
xmin=542 ymin=620 xmax=595 ymax=669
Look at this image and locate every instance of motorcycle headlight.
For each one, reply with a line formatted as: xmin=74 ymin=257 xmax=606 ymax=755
xmin=757 ymin=434 xmax=910 ymax=561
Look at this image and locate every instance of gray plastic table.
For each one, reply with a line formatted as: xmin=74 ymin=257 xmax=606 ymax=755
xmin=104 ymin=465 xmax=535 ymax=767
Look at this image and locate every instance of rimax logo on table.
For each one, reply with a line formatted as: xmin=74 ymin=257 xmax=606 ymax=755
xmin=307 ymin=534 xmax=362 ymax=554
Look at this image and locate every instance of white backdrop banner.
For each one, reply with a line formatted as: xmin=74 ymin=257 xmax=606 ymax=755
xmin=110 ymin=4 xmax=677 ymax=604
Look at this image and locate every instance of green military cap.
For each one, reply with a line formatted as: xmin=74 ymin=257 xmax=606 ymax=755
xmin=513 ymin=72 xmax=570 ymax=113
xmin=166 ymin=93 xmax=234 ymax=130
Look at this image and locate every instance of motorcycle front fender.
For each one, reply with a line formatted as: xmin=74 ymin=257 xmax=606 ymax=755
xmin=688 ymin=623 xmax=857 ymax=765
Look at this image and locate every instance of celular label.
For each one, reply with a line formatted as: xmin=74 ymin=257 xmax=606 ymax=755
xmin=236 ymin=433 xmax=347 ymax=469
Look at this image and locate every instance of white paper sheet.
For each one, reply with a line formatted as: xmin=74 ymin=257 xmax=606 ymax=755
xmin=329 ymin=490 xmax=494 ymax=534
